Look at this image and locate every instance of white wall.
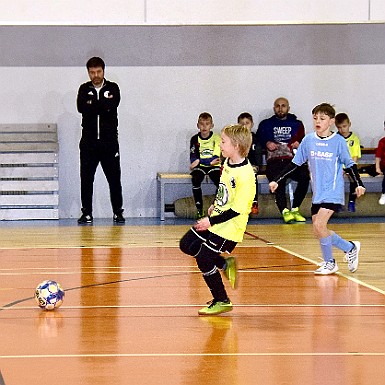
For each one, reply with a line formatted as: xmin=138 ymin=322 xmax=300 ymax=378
xmin=0 ymin=0 xmax=384 ymax=25
xmin=1 ymin=64 xmax=384 ymax=218
xmin=371 ymin=0 xmax=385 ymax=21
xmin=0 ymin=3 xmax=384 ymax=219
xmin=147 ymin=0 xmax=372 ymax=24
xmin=0 ymin=0 xmax=144 ymax=25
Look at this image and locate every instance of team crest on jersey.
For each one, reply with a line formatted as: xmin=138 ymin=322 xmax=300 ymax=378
xmin=201 ymin=149 xmax=213 ymax=157
xmin=348 ymin=140 xmax=354 ymax=147
xmin=215 ymin=183 xmax=229 ymax=207
xmin=230 ymin=177 xmax=236 ymax=189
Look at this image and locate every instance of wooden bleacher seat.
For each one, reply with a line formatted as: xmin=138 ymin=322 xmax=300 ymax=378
xmin=0 ymin=124 xmax=59 ymax=220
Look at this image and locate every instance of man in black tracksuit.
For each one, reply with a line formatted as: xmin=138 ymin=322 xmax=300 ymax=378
xmin=77 ymin=57 xmax=125 ymax=224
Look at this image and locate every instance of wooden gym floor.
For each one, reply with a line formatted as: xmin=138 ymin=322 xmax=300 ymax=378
xmin=0 ymin=219 xmax=384 ymax=384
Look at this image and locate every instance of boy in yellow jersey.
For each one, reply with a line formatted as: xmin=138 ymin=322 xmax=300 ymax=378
xmin=180 ymin=124 xmax=256 ymax=316
xmin=335 ymin=113 xmax=362 ymax=212
xmin=190 ymin=112 xmax=221 ymax=219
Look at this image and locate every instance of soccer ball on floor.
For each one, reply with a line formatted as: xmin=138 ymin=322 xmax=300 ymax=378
xmin=35 ymin=280 xmax=65 ymax=310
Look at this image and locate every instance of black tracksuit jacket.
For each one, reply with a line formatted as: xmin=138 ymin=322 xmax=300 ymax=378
xmin=77 ymin=79 xmax=120 ymax=142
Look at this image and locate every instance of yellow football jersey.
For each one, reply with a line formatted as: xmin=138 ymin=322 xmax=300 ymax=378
xmin=344 ymin=132 xmax=361 ymax=159
xmin=209 ymin=158 xmax=256 ymax=242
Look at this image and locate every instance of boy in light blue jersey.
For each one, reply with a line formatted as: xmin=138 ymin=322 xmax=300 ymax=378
xmin=269 ymin=103 xmax=366 ymax=275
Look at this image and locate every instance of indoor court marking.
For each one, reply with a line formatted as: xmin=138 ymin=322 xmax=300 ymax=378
xmin=0 ymin=228 xmax=384 ymax=385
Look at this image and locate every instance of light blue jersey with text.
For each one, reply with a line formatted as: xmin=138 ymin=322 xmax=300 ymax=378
xmin=292 ymin=132 xmax=354 ymax=204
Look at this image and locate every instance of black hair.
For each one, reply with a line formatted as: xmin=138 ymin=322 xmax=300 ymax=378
xmin=237 ymin=112 xmax=253 ymax=122
xmin=86 ymin=57 xmax=105 ymax=70
xmin=335 ymin=112 xmax=350 ymax=125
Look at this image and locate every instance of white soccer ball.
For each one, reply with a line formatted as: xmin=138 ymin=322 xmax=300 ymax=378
xmin=35 ymin=280 xmax=65 ymax=310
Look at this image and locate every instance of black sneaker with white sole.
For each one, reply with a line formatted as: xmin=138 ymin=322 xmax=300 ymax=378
xmin=78 ymin=214 xmax=93 ymax=224
xmin=113 ymin=212 xmax=125 ymax=223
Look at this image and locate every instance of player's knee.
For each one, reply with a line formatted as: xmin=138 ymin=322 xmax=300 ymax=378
xmin=312 ymin=218 xmax=325 ymax=238
xmin=179 ymin=231 xmax=200 ymax=256
xmin=191 ymin=173 xmax=204 ymax=186
xmin=179 ymin=236 xmax=192 ymax=255
xmin=195 ymin=253 xmax=215 ymax=274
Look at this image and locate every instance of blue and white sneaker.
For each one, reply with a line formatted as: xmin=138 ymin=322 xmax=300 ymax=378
xmin=314 ymin=260 xmax=339 ymax=275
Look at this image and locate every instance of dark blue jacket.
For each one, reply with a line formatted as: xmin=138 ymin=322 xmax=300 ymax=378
xmin=258 ymin=113 xmax=305 ymax=149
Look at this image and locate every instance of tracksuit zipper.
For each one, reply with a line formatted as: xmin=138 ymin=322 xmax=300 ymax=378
xmin=97 ymin=89 xmax=100 ymax=139
xmin=96 ymin=82 xmax=105 ymax=140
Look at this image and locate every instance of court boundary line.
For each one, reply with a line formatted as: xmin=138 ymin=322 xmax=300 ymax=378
xmin=0 ymin=269 xmax=318 ymax=276
xmin=1 ymin=352 xmax=384 ymax=359
xmin=1 ymin=241 xmax=383 ymax=313
xmin=245 ymin=229 xmax=385 ymax=296
xmin=0 ymin=243 xmax=271 ymax=251
xmin=274 ymin=244 xmax=385 ymax=296
xmin=0 ymin=243 xmax=268 ymax=249
xmin=2 ymin=303 xmax=383 ymax=311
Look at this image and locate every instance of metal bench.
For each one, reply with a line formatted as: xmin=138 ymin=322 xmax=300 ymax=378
xmin=157 ymin=173 xmax=213 ymax=220
xmin=157 ymin=170 xmax=384 ymax=220
xmin=156 ymin=172 xmax=269 ymax=220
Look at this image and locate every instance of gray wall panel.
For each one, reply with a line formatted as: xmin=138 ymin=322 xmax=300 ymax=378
xmin=0 ymin=24 xmax=384 ymax=66
xmin=1 ymin=23 xmax=384 ymax=218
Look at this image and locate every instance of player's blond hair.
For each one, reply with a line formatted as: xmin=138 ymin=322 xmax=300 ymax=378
xmin=222 ymin=124 xmax=252 ymax=158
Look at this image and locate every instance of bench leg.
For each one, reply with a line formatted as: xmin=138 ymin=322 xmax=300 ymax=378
xmin=159 ymin=180 xmax=165 ymax=220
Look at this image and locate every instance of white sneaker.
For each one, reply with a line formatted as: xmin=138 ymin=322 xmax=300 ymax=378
xmin=379 ymin=194 xmax=385 ymax=205
xmin=344 ymin=241 xmax=360 ymax=273
xmin=314 ymin=260 xmax=339 ymax=275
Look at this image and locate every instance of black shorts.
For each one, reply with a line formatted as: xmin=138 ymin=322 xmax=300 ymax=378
xmin=179 ymin=227 xmax=237 ymax=257
xmin=311 ymin=203 xmax=344 ymax=216
xmin=194 ymin=229 xmax=237 ymax=254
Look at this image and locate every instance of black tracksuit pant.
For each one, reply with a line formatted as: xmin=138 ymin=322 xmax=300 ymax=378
xmin=266 ymin=158 xmax=310 ymax=213
xmin=79 ymin=139 xmax=123 ymax=215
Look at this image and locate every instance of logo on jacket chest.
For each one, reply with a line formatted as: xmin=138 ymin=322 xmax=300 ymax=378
xmin=273 ymin=126 xmax=292 ymax=135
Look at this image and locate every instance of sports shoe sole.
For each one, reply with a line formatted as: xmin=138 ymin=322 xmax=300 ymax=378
xmin=198 ymin=303 xmax=233 ymax=316
xmin=314 ymin=263 xmax=339 ymax=275
xmin=113 ymin=219 xmax=126 ymax=224
xmin=77 ymin=219 xmax=93 ymax=225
